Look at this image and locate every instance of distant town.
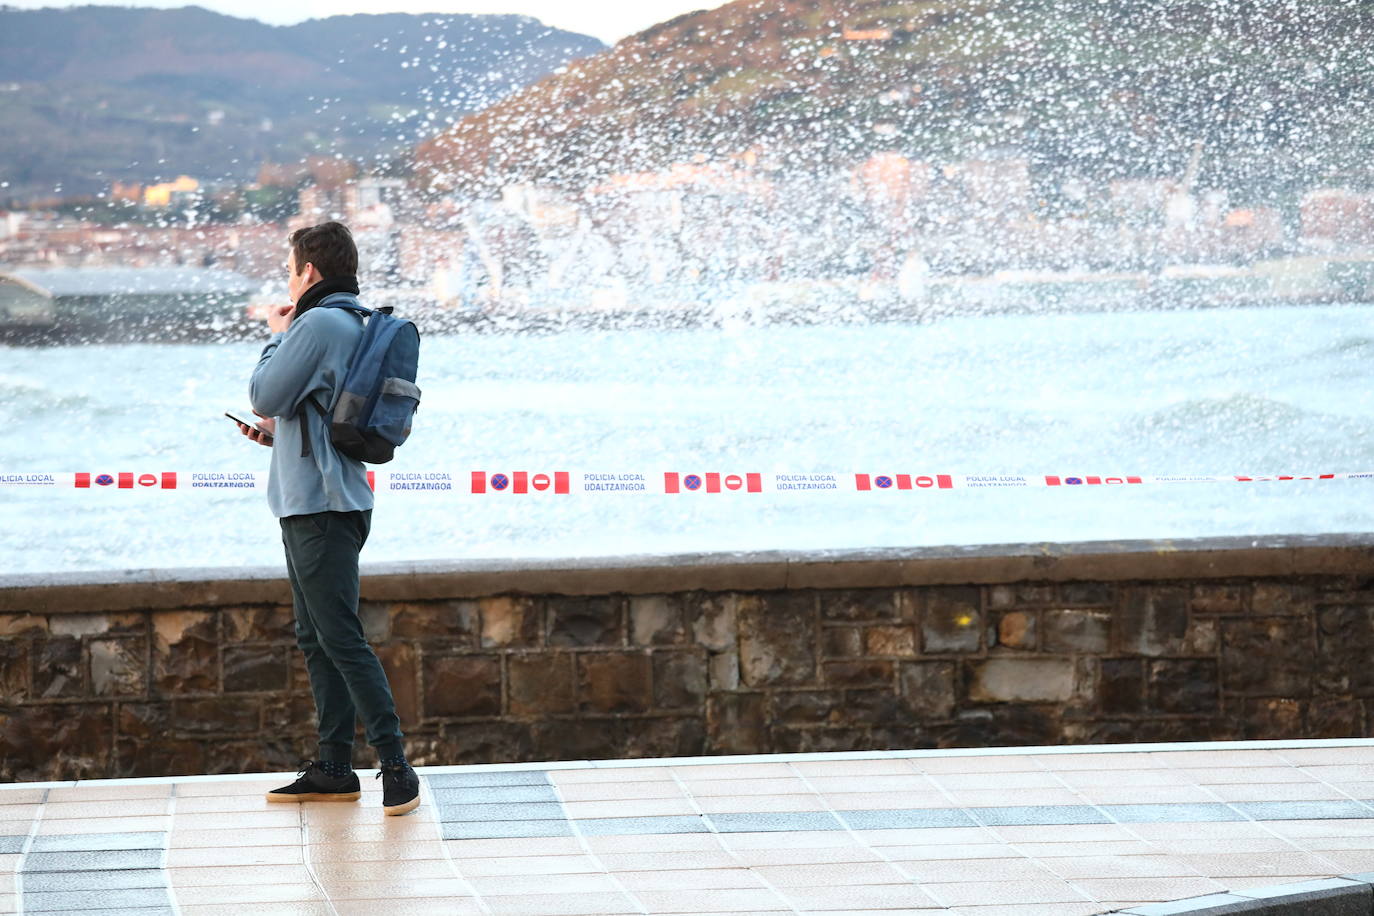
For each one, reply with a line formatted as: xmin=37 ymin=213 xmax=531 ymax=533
xmin=2 ymin=145 xmax=1373 ymax=336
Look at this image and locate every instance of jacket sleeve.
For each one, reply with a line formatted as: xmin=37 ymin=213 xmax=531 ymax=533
xmin=249 ymin=321 xmax=325 ymax=419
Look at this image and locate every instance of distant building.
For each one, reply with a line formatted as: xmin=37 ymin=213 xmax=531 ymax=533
xmin=842 ymin=27 xmax=892 ymax=40
xmin=143 ymin=176 xmax=199 ymax=208
xmin=1301 ymin=189 xmax=1374 ymax=248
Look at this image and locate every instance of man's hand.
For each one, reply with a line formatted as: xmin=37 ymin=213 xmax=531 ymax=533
xmin=235 ymin=412 xmax=275 ymax=447
xmin=267 ymin=303 xmax=296 ymax=335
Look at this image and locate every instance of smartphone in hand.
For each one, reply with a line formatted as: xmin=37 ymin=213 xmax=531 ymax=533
xmin=225 ymin=410 xmax=273 ymax=444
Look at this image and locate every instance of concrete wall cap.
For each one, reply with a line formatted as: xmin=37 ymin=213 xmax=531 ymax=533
xmin=3 ymin=532 xmax=1374 ymax=614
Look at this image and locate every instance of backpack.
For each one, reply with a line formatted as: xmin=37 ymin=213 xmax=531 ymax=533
xmin=306 ymin=297 xmax=421 ymax=464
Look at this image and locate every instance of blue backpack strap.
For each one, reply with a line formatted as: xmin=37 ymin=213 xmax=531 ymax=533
xmin=297 ymin=293 xmax=371 ymax=457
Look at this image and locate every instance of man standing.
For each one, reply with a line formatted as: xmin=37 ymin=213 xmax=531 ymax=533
xmin=235 ymin=221 xmax=419 ymax=816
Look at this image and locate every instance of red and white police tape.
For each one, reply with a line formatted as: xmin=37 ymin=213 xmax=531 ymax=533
xmin=1 ymin=471 xmax=1371 ymax=493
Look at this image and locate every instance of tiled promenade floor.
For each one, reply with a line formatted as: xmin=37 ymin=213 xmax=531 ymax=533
xmin=4 ymin=739 xmax=1374 ymax=916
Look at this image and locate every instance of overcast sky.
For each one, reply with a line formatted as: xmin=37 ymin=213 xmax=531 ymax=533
xmin=2 ymin=0 xmax=711 ymax=43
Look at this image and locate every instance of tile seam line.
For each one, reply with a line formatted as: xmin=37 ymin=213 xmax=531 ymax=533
xmin=662 ymin=765 xmax=802 ymax=915
xmin=1271 ymin=745 xmax=1374 ymax=871
xmin=6 ymin=738 xmax=1373 ymax=796
xmin=427 ymin=776 xmax=495 ymax=916
xmin=911 ymin=756 xmax=1099 ymax=910
xmin=297 ymin=791 xmax=340 ymax=916
xmin=1034 ymin=754 xmax=1217 ymax=900
xmin=1159 ymin=753 xmax=1352 ymax=891
xmin=546 ymin=771 xmax=652 ymax=916
xmin=784 ymin=759 xmax=949 ymax=912
xmin=13 ymin=787 xmax=47 ymax=916
xmin=164 ymin=784 xmax=181 ymax=916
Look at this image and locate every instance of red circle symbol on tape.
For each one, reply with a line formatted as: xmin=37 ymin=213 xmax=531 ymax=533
xmin=532 ymin=473 xmax=551 ymax=491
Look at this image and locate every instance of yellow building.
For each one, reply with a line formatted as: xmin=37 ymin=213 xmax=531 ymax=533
xmin=143 ymin=176 xmax=199 ymax=207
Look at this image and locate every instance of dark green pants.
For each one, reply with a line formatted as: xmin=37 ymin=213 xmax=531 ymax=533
xmin=280 ymin=509 xmax=404 ymax=763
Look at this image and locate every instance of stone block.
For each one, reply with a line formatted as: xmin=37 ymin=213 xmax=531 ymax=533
xmin=260 ymin=693 xmax=316 ymax=732
xmin=706 ymin=692 xmax=767 ymax=754
xmin=822 ymin=660 xmax=893 ymax=687
xmin=174 ymin=697 xmax=260 ymax=735
xmin=939 ymin=704 xmax=1062 ymax=747
xmin=152 ymin=610 xmax=217 ymax=694
xmin=375 ymin=643 xmax=419 ymax=724
xmin=865 ymin=625 xmax=917 ymax=656
xmin=423 ymin=654 xmax=502 ymax=718
xmin=1015 ymin=585 xmax=1056 ymax=605
xmin=1100 ymin=658 xmax=1145 ymax=713
xmin=845 ymin=689 xmax=907 ymax=726
xmin=690 ymin=594 xmax=737 ymax=651
xmin=222 ymin=605 xmax=294 ymax=643
xmin=772 ymin=690 xmax=839 ymax=725
xmin=968 ymin=658 xmax=1074 ymax=703
xmin=625 ymin=717 xmax=706 ymax=759
xmin=34 ymin=636 xmax=83 ymax=698
xmin=738 ymin=592 xmax=816 ymax=687
xmin=1061 ymin=582 xmax=1114 ymax=606
xmin=1315 ymin=605 xmax=1374 ymax=695
xmin=629 ymin=595 xmax=683 ymax=645
xmin=528 ymin=718 xmax=623 ymax=762
xmin=1148 ymin=659 xmax=1220 ymax=714
xmin=1115 ymin=586 xmax=1191 ymax=656
xmin=708 ymin=649 xmax=740 ymax=690
xmin=1242 ymin=698 xmax=1304 ymax=739
xmin=1222 ymin=617 xmax=1314 ymax=696
xmin=48 ymin=614 xmax=116 ymax=638
xmin=478 ymin=596 xmax=542 ymax=648
xmin=90 ymin=637 xmax=147 ymax=697
xmin=0 ymin=704 xmax=112 ymax=782
xmin=390 ymin=599 xmax=479 ymax=642
xmin=1192 ymin=584 xmax=1245 ymax=614
xmin=358 ymin=601 xmax=390 ymax=643
xmin=821 ymin=626 xmax=863 ymax=657
xmin=996 ymin=611 xmax=1037 ymax=650
xmin=652 ymin=650 xmax=707 ymax=710
xmin=1182 ymin=617 xmax=1219 ymax=655
xmin=898 ymin=660 xmax=955 ymax=719
xmin=988 ymin=585 xmax=1016 ymax=609
xmin=441 ymin=721 xmax=534 ymax=764
xmin=818 ymin=589 xmax=899 ymax=621
xmin=221 ymin=644 xmax=288 ymax=693
xmin=115 ymin=737 xmax=203 ymax=779
xmin=0 ymin=614 xmax=47 ymax=636
xmin=117 ymin=702 xmax=170 ymax=740
xmin=0 ymin=640 xmax=27 ymax=702
xmin=508 ymin=652 xmax=575 ymax=716
xmin=1309 ymin=697 xmax=1364 ymax=738
xmin=1043 ymin=609 xmax=1110 ymax=654
xmin=577 ymin=651 xmax=651 ymax=714
xmin=549 ymin=597 xmax=623 ymax=647
xmin=923 ymin=586 xmax=981 ymax=653
xmin=1253 ymin=582 xmax=1316 ymax=615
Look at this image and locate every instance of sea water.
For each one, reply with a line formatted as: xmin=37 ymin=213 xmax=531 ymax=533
xmin=3 ymin=302 xmax=1372 ymax=575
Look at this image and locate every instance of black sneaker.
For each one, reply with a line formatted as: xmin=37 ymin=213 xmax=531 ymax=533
xmin=378 ymin=762 xmax=420 ymax=816
xmin=265 ymin=760 xmax=361 ymax=803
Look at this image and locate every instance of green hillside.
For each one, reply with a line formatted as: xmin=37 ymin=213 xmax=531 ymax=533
xmin=0 ymin=6 xmax=604 ymax=203
xmin=416 ymin=0 xmax=1372 ymax=205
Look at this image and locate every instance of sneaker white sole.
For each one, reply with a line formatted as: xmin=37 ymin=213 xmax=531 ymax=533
xmin=265 ymin=792 xmax=362 ymax=803
xmin=383 ymin=795 xmax=420 ymax=816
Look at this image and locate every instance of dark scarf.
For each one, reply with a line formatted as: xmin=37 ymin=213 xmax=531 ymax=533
xmin=293 ymin=275 xmax=360 ymax=318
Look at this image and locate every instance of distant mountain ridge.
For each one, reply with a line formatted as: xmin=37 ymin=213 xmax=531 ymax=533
xmin=0 ymin=5 xmax=604 ymax=202
xmin=416 ymin=0 xmax=1373 ymax=204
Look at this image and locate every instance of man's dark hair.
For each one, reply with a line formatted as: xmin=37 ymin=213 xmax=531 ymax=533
xmin=290 ymin=221 xmax=358 ymax=279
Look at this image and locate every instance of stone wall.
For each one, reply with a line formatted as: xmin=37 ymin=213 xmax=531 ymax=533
xmin=1 ymin=535 xmax=1372 ymax=782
